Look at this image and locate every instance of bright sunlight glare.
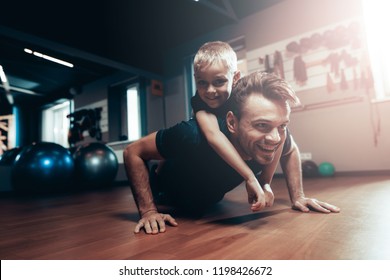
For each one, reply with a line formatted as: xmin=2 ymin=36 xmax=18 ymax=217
xmin=361 ymin=0 xmax=390 ymax=100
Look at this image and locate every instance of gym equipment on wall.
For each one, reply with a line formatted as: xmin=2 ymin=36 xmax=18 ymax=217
xmin=67 ymin=108 xmax=102 ymax=146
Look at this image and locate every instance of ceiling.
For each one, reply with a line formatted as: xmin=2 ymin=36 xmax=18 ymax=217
xmin=0 ymin=0 xmax=283 ymax=109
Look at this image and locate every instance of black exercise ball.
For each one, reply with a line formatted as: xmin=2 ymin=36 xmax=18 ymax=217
xmin=11 ymin=142 xmax=74 ymax=193
xmin=0 ymin=147 xmax=22 ymax=165
xmin=73 ymin=142 xmax=118 ymax=188
xmin=302 ymin=160 xmax=319 ymax=178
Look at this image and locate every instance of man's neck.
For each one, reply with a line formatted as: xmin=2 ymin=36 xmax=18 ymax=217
xmin=229 ymin=135 xmax=252 ymax=161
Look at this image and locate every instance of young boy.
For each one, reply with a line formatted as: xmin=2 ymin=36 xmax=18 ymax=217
xmin=191 ymin=41 xmax=281 ymax=211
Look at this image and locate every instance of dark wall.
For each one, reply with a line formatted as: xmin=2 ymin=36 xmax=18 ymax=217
xmin=15 ymin=105 xmax=41 ymax=146
xmin=0 ymin=91 xmax=13 ymax=115
xmin=107 ymin=83 xmax=125 ymax=142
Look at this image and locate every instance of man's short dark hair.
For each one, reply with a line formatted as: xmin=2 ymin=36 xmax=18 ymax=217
xmin=230 ymin=71 xmax=300 ymax=119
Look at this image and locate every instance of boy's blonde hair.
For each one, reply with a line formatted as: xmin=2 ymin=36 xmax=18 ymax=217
xmin=193 ymin=41 xmax=237 ymax=76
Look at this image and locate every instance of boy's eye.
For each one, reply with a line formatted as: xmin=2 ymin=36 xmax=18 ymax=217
xmin=196 ymin=80 xmax=207 ymax=87
xmin=213 ymin=79 xmax=227 ymax=87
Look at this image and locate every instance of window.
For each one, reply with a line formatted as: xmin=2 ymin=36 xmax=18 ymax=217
xmin=184 ymin=55 xmax=196 ymax=119
xmin=361 ymin=0 xmax=390 ymax=101
xmin=126 ymin=85 xmax=141 ymax=141
xmin=108 ymin=78 xmax=146 ymax=142
xmin=41 ymin=100 xmax=71 ymax=147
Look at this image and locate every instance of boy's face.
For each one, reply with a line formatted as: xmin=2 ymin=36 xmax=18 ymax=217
xmin=194 ymin=61 xmax=238 ymax=109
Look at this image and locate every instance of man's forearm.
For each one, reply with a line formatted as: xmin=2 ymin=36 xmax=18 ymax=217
xmin=123 ymin=133 xmax=161 ymax=217
xmin=125 ymin=153 xmax=157 ymax=216
xmin=280 ymin=142 xmax=305 ymax=203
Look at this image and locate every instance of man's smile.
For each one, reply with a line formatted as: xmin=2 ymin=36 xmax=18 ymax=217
xmin=256 ymin=143 xmax=279 ymax=154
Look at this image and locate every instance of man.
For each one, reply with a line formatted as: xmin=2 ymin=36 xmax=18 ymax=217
xmin=123 ymin=71 xmax=340 ymax=235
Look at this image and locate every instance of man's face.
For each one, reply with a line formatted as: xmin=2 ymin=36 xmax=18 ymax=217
xmin=229 ymin=93 xmax=291 ymax=165
xmin=194 ymin=61 xmax=238 ymax=109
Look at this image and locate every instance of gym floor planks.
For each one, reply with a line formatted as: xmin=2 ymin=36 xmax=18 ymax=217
xmin=1 ymin=175 xmax=389 ymax=260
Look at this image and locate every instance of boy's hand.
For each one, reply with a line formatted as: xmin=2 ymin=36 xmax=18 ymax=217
xmin=245 ymin=177 xmax=266 ymax=212
xmin=263 ymin=183 xmax=275 ymax=207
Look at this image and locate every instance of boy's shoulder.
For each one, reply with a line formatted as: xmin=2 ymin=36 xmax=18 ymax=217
xmin=191 ymin=92 xmax=209 ymax=113
xmin=191 ymin=92 xmax=230 ymax=117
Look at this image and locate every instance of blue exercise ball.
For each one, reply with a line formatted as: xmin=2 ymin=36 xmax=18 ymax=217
xmin=0 ymin=147 xmax=22 ymax=166
xmin=318 ymin=162 xmax=335 ymax=177
xmin=11 ymin=142 xmax=74 ymax=193
xmin=73 ymin=142 xmax=118 ymax=188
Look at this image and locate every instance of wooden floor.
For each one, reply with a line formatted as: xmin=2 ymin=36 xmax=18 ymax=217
xmin=1 ymin=175 xmax=390 ymax=260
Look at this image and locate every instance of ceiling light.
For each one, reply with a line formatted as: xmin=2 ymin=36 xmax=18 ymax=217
xmin=0 ymin=65 xmax=8 ymax=83
xmin=24 ymin=48 xmax=74 ymax=68
xmin=0 ymin=65 xmax=13 ymax=104
xmin=24 ymin=48 xmax=33 ymax=54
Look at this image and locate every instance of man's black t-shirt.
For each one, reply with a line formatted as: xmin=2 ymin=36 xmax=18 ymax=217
xmin=154 ymin=117 xmax=292 ymax=211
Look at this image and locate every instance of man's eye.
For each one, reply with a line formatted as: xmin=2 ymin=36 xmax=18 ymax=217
xmin=255 ymin=123 xmax=269 ymax=130
xmin=279 ymin=124 xmax=288 ymax=130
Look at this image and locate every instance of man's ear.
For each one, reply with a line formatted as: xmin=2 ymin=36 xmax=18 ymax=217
xmin=232 ymin=70 xmax=241 ymax=86
xmin=226 ymin=111 xmax=238 ymax=134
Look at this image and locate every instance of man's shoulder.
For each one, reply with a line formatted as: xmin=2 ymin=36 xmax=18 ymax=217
xmin=160 ymin=116 xmax=227 ymax=137
xmin=163 ymin=118 xmax=200 ymax=136
xmin=156 ymin=118 xmax=201 ymax=151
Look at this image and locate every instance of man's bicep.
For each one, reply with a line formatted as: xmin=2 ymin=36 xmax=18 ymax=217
xmin=129 ymin=132 xmax=164 ymax=161
xmin=281 ymin=129 xmax=296 ymax=157
xmin=285 ymin=137 xmax=298 ymax=157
